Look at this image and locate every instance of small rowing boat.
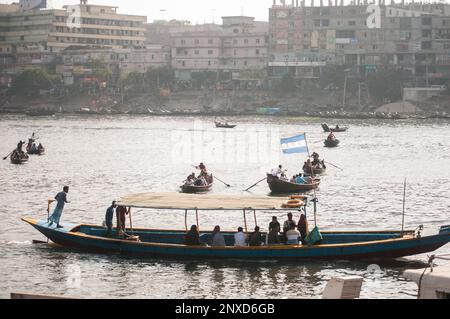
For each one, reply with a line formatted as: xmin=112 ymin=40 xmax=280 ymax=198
xmin=322 ymin=124 xmax=348 ymax=133
xmin=267 ymin=174 xmax=320 ymax=194
xmin=10 ymin=151 xmax=29 ymax=164
xmin=181 ymin=174 xmax=214 ymax=193
xmin=215 ymin=120 xmax=236 ymax=129
xmin=324 ymin=139 xmax=340 ymax=148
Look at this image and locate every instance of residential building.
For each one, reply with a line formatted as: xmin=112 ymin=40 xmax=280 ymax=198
xmin=269 ymin=0 xmax=450 ymax=84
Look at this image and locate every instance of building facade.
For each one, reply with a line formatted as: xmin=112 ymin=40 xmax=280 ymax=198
xmin=170 ymin=16 xmax=269 ymax=85
xmin=269 ymin=0 xmax=450 ymax=84
xmin=0 ymin=2 xmax=146 ymax=74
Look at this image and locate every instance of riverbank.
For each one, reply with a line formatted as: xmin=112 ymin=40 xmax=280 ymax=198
xmin=1 ymin=90 xmax=449 ymax=120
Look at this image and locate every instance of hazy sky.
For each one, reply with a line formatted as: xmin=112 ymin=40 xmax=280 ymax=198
xmin=1 ymin=0 xmax=275 ymax=23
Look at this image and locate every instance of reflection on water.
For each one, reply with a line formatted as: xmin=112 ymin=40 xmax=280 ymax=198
xmin=0 ymin=114 xmax=449 ymax=299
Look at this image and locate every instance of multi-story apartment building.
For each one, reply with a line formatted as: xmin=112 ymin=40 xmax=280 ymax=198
xmin=0 ymin=1 xmax=146 ymax=74
xmin=269 ymin=0 xmax=450 ymax=84
xmin=170 ymin=16 xmax=269 ymax=85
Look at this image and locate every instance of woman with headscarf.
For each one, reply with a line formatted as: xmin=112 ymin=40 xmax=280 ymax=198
xmin=185 ymin=225 xmax=201 ymax=246
xmin=211 ymin=225 xmax=226 ymax=247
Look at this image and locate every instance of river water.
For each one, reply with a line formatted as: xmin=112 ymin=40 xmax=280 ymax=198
xmin=0 ymin=114 xmax=449 ymax=299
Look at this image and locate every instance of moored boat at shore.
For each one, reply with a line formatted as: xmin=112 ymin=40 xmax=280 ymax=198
xmin=22 ymin=193 xmax=450 ymax=260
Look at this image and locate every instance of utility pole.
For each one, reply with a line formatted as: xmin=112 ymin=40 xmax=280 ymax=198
xmin=343 ymin=74 xmax=348 ymax=108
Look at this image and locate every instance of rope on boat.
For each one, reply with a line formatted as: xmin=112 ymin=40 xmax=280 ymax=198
xmin=418 ymin=253 xmax=450 ymax=298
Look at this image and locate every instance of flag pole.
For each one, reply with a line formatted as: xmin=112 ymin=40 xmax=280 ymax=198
xmin=304 ymin=133 xmax=317 ymax=227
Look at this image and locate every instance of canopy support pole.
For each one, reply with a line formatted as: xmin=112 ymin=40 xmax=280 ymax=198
xmin=253 ymin=209 xmax=258 ymax=227
xmin=243 ymin=209 xmax=248 ymax=235
xmin=185 ymin=210 xmax=188 ymax=232
xmin=195 ymin=209 xmax=199 ymax=232
xmin=128 ymin=207 xmax=134 ymax=236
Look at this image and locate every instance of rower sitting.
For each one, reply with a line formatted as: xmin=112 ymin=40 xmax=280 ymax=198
xmin=38 ymin=143 xmax=44 ymax=152
xmin=295 ymin=174 xmax=307 ymax=185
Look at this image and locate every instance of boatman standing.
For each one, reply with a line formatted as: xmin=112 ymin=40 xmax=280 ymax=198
xmin=105 ymin=201 xmax=117 ymax=237
xmin=48 ymin=186 xmax=70 ymax=228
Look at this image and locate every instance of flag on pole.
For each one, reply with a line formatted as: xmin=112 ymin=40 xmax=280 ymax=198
xmin=281 ymin=133 xmax=308 ymax=154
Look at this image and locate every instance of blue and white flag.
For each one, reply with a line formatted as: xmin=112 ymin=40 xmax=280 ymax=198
xmin=281 ymin=133 xmax=308 ymax=154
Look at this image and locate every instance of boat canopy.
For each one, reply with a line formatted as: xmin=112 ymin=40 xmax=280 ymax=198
xmin=117 ymin=192 xmax=294 ymax=211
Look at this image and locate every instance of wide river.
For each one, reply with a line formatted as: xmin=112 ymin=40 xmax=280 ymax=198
xmin=0 ymin=114 xmax=449 ymax=299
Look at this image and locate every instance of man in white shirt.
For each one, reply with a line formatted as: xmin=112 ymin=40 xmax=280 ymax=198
xmin=286 ymin=225 xmax=301 ymax=245
xmin=234 ymin=227 xmax=247 ymax=247
xmin=271 ymin=165 xmax=284 ymax=177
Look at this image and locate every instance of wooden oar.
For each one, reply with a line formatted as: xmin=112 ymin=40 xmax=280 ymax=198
xmin=214 ymin=176 xmax=231 ymax=187
xmin=325 ymin=161 xmax=344 ymax=171
xmin=244 ymin=177 xmax=267 ymax=192
xmin=3 ymin=151 xmax=13 ymax=160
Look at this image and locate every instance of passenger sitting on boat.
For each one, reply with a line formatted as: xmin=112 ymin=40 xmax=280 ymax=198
xmin=283 ymin=213 xmax=297 ymax=241
xmin=296 ymin=174 xmax=307 ymax=185
xmin=268 ymin=216 xmax=281 ymax=245
xmin=290 ymin=176 xmax=297 ymax=183
xmin=280 ymin=173 xmax=289 ymax=181
xmin=185 ymin=225 xmax=201 ymax=246
xmin=311 ymin=152 xmax=321 ymax=167
xmin=30 ymin=143 xmax=38 ymax=152
xmin=249 ymin=226 xmax=262 ymax=247
xmin=297 ymin=213 xmax=308 ymax=244
xmin=211 ymin=225 xmax=226 ymax=247
xmin=37 ymin=143 xmax=44 ymax=152
xmin=105 ymin=201 xmax=117 ymax=238
xmin=186 ymin=173 xmax=196 ymax=185
xmin=234 ymin=227 xmax=247 ymax=247
xmin=195 ymin=177 xmax=206 ymax=186
xmin=286 ymin=225 xmax=301 ymax=245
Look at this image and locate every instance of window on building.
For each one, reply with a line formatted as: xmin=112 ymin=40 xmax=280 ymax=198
xmin=422 ymin=30 xmax=432 ymax=38
xmin=244 ymin=61 xmax=247 ymax=66
xmin=233 ymin=29 xmax=239 ymax=34
xmin=208 ymin=61 xmax=211 ymax=66
xmin=233 ymin=39 xmax=238 ymax=44
xmin=422 ymin=17 xmax=432 ymax=26
xmin=208 ymin=39 xmax=214 ymax=44
xmin=182 ymin=61 xmax=185 ymax=67
xmin=314 ymin=20 xmax=321 ymax=27
xmin=195 ymin=39 xmax=199 ymax=44
xmin=256 ymin=49 xmax=260 ymax=55
xmin=208 ymin=50 xmax=213 ymax=55
xmin=181 ymin=39 xmax=186 ymax=45
xmin=244 ymin=39 xmax=249 ymax=44
xmin=348 ymin=21 xmax=356 ymax=26
xmin=256 ymin=39 xmax=260 ymax=44
xmin=422 ymin=41 xmax=432 ymax=50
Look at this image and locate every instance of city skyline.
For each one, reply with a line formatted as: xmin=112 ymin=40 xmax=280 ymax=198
xmin=0 ymin=0 xmax=275 ymax=23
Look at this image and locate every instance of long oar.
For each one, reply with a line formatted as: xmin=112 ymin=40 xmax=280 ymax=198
xmin=3 ymin=151 xmax=13 ymax=160
xmin=215 ymin=176 xmax=231 ymax=187
xmin=244 ymin=177 xmax=267 ymax=192
xmin=325 ymin=161 xmax=344 ymax=171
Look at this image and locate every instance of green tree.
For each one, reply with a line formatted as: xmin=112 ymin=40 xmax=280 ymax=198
xmin=90 ymin=59 xmax=112 ymax=83
xmin=367 ymin=70 xmax=410 ymax=103
xmin=11 ymin=68 xmax=60 ymax=96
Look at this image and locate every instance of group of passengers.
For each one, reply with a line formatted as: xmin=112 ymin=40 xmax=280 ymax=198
xmin=303 ymin=152 xmax=326 ymax=173
xmin=184 ymin=212 xmax=308 ymax=247
xmin=271 ymin=164 xmax=314 ymax=185
xmin=185 ymin=162 xmax=210 ymax=186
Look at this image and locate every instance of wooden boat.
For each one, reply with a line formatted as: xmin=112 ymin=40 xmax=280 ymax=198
xmin=27 ymin=148 xmax=45 ymax=156
xmin=303 ymin=166 xmax=326 ymax=176
xmin=267 ymin=174 xmax=320 ymax=194
xmin=324 ymin=139 xmax=340 ymax=148
xmin=322 ymin=124 xmax=348 ymax=133
xmin=181 ymin=174 xmax=214 ymax=193
xmin=25 ymin=110 xmax=55 ymax=117
xmin=215 ymin=121 xmax=237 ymax=129
xmin=10 ymin=151 xmax=29 ymax=164
xmin=21 ymin=193 xmax=450 ymax=260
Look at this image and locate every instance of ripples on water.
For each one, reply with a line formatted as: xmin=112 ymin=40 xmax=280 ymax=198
xmin=0 ymin=115 xmax=449 ymax=299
